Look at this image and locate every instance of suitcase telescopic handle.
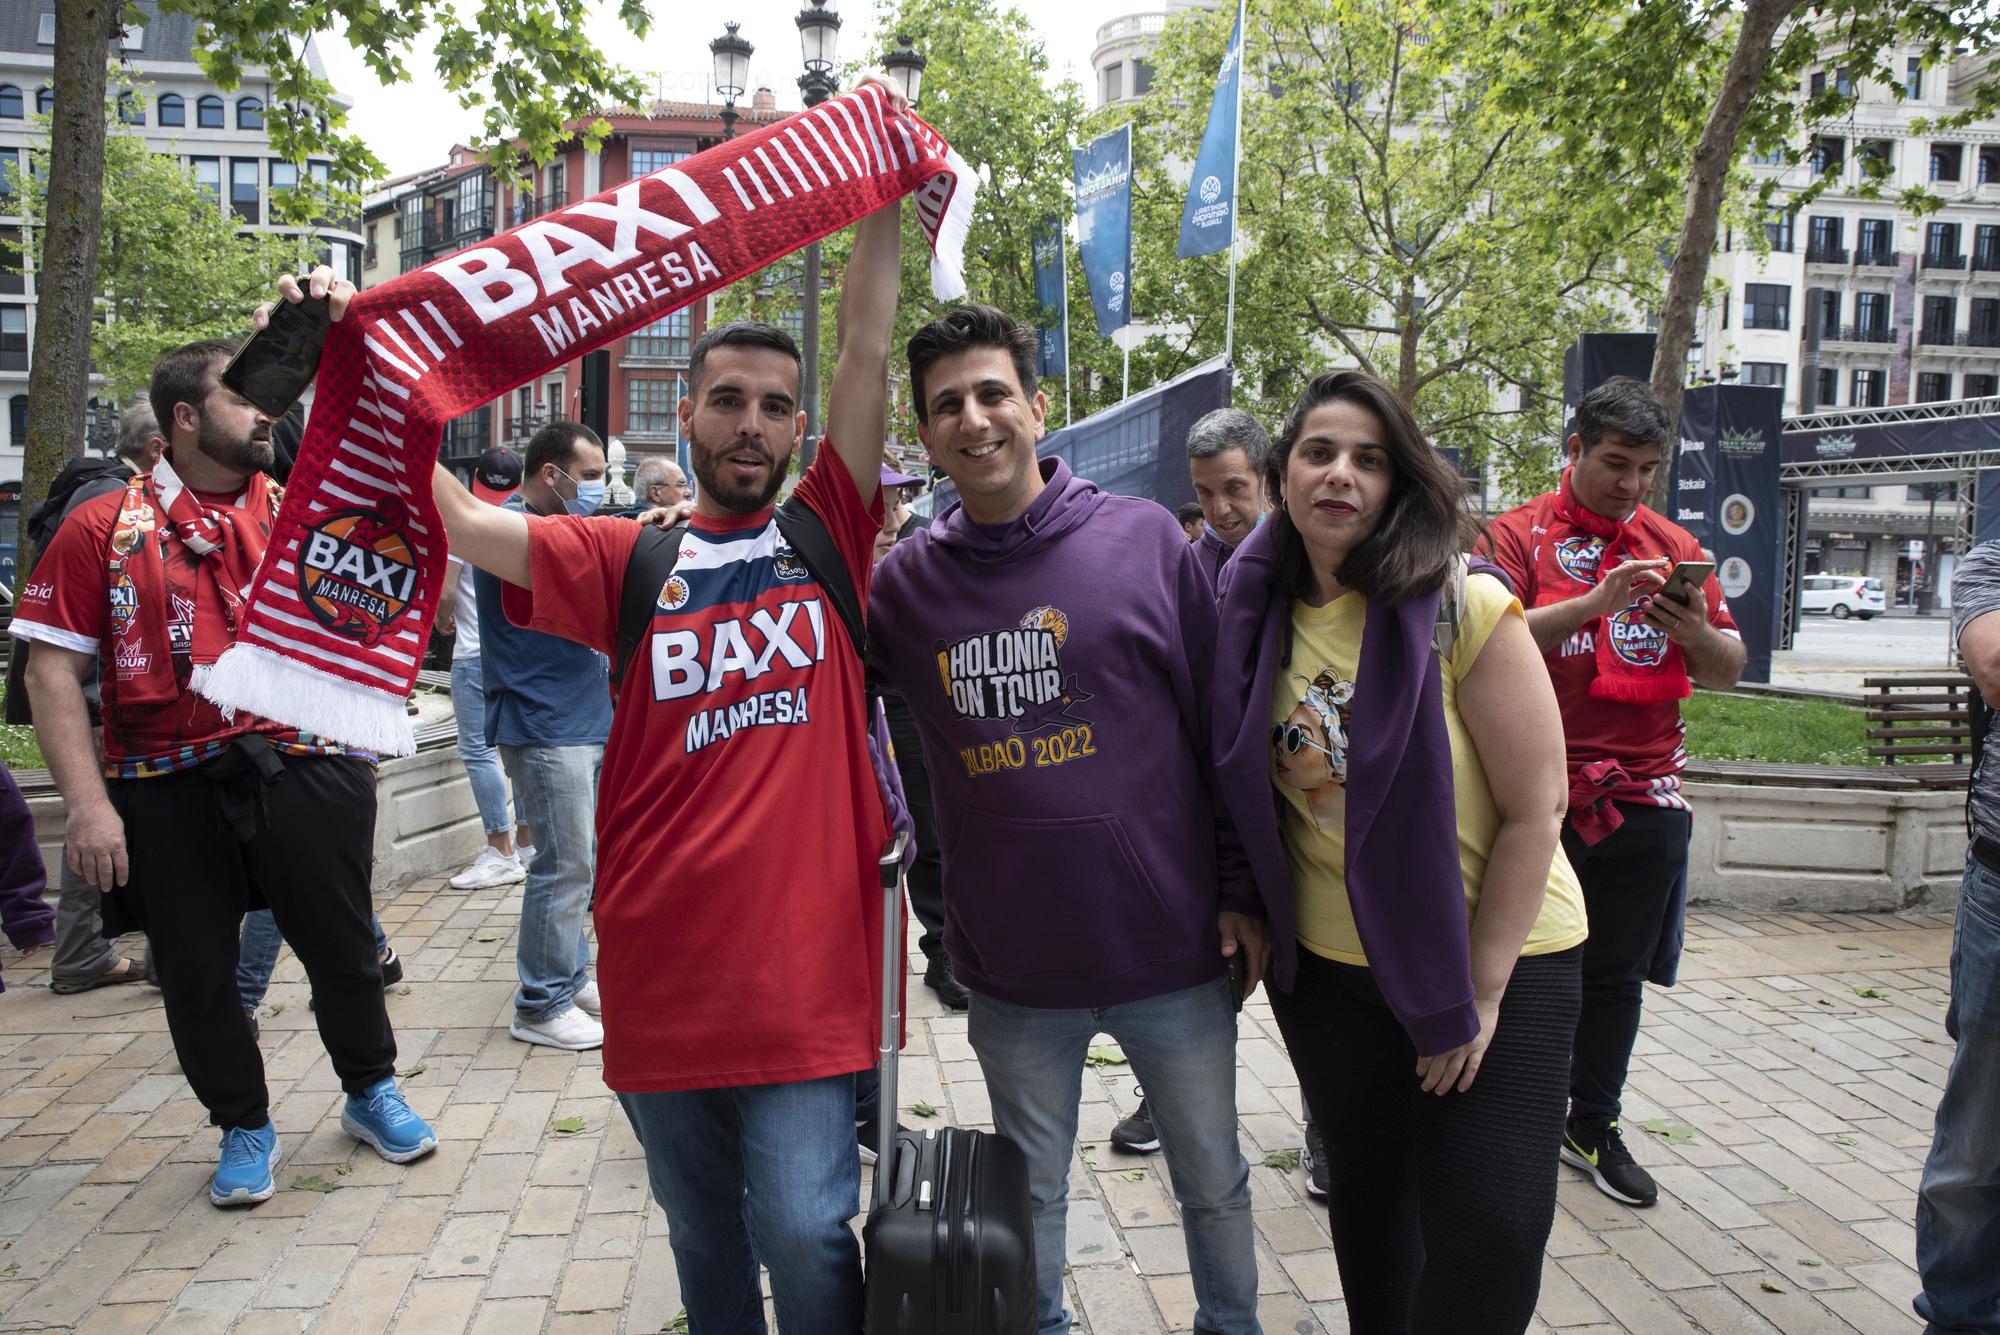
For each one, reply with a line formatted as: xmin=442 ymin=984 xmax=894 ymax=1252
xmin=875 ymin=830 xmax=910 ymax=1210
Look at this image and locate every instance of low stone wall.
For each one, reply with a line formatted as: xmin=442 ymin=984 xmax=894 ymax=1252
xmin=19 ymin=734 xmax=484 ymax=897
xmin=1682 ymin=777 xmax=1966 ymax=913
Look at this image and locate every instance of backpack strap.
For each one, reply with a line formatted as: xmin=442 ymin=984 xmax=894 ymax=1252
xmin=609 ymin=501 xmax=868 ymax=696
xmin=612 ymin=523 xmax=686 ymax=693
xmin=776 ymin=497 xmax=867 ymax=661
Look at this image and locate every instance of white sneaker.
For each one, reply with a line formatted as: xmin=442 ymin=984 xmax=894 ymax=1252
xmin=449 ymin=847 xmax=527 ymax=890
xmin=516 ymin=842 xmax=537 ymax=869
xmin=574 ymin=981 xmax=601 ymax=1019
xmin=510 ymin=1005 xmax=603 ymax=1051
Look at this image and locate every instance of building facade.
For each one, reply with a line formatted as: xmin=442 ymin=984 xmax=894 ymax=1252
xmin=0 ymin=1 xmax=362 ymax=481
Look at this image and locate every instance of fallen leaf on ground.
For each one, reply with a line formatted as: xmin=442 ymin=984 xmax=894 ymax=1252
xmin=397 ymin=1063 xmax=426 ymax=1078
xmin=664 ymin=1313 xmax=690 ymax=1333
xmin=1853 ymin=986 xmax=1887 ymax=1000
xmin=291 ymin=1175 xmax=337 ymax=1193
xmin=474 ymin=931 xmax=499 ymax=943
xmin=1263 ymin=1149 xmax=1302 ymax=1172
xmin=266 ymin=1003 xmax=284 ymax=1017
xmin=1837 ymin=943 xmax=1860 ymax=951
xmin=910 ymin=1102 xmax=938 ymax=1118
xmin=1639 ymin=1118 xmax=1697 ymax=1145
xmin=551 ymin=1116 xmax=585 ymax=1134
xmin=334 ymin=1164 xmax=352 ymax=1177
xmin=1084 ymin=1046 xmax=1128 ymax=1067
xmin=1799 ymin=1258 xmax=1821 ymax=1267
xmin=1118 ymin=1168 xmax=1146 ymax=1181
xmin=1830 ymin=1134 xmax=1858 ymax=1146
xmin=1760 ymin=1279 xmax=1784 ymax=1293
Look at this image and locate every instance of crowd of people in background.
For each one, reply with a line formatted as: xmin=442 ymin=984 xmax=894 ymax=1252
xmin=0 ymin=185 xmax=1992 ymax=1335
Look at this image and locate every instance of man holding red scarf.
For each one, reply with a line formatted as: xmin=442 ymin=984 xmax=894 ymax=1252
xmin=1482 ymin=376 xmax=1744 ymax=1209
xmin=12 ymin=337 xmax=435 ymax=1209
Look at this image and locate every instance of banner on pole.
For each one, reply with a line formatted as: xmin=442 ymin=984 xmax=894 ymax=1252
xmin=1073 ymin=125 xmax=1134 ymax=338
xmin=1673 ymin=385 xmax=1784 ymax=683
xmin=1032 ymin=217 xmax=1068 ymax=378
xmin=1178 ymin=2 xmax=1243 ymax=258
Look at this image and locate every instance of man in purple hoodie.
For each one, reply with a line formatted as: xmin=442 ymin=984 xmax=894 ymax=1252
xmin=869 ymin=304 xmax=1265 ymax=1335
xmin=1185 ymin=408 xmax=1271 ymax=591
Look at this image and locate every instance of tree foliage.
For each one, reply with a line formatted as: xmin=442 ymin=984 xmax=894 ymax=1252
xmin=18 ymin=96 xmax=310 ymax=403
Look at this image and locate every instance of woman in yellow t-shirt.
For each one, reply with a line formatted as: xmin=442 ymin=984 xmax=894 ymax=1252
xmin=1209 ymin=369 xmax=1584 ymax=1333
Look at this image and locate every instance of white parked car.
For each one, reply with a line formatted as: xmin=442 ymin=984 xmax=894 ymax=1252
xmin=1800 ymin=573 xmax=1886 ymax=619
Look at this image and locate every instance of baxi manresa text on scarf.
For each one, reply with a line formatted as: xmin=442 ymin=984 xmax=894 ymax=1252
xmin=195 ymin=84 xmax=975 ymax=756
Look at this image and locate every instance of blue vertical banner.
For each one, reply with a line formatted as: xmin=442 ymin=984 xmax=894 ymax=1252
xmin=1072 ymin=126 xmax=1134 ymax=338
xmin=1178 ymin=0 xmax=1244 ymax=258
xmin=1674 ymin=385 xmax=1784 ymax=683
xmin=1032 ymin=218 xmax=1068 ymax=378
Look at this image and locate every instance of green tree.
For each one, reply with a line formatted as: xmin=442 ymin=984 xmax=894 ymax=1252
xmin=20 ymin=0 xmax=651 ymax=598
xmin=19 ymin=99 xmax=311 ymax=404
xmin=1118 ymin=0 xmax=1692 ymax=498
xmin=1501 ymin=0 xmax=2000 ymax=510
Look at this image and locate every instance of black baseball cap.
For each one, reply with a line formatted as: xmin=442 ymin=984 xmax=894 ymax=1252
xmin=470 ymin=447 xmax=522 ymax=504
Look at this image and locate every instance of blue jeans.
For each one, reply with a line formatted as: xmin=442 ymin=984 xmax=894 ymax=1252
xmin=236 ymin=909 xmax=389 ymax=1010
xmin=617 ymin=1074 xmax=863 ymax=1334
xmin=499 ymin=744 xmax=600 ymax=1022
xmin=969 ymin=975 xmax=1259 ymax=1335
xmin=1916 ymin=856 xmax=2000 ymax=1333
xmin=451 ymin=655 xmax=516 ymax=836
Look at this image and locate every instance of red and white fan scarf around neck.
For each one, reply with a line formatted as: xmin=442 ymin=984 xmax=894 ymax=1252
xmin=196 ymin=85 xmax=975 ymax=755
xmin=1535 ymin=470 xmax=1691 ymax=705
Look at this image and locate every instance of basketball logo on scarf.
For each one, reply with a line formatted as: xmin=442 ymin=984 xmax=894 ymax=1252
xmin=1604 ymin=605 xmax=1670 ymax=668
xmin=1554 ymin=535 xmax=1605 ymax=584
xmin=300 ymin=501 xmax=419 ymax=647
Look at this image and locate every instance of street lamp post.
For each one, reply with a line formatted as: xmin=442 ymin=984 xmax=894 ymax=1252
xmin=710 ymin=22 xmax=754 ymax=142
xmin=883 ymin=35 xmax=927 ymax=106
xmin=795 ymin=0 xmax=842 ymax=468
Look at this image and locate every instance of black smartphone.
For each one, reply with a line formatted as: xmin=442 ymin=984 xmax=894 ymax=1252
xmin=1227 ymin=950 xmax=1250 ymax=1012
xmin=220 ymin=293 xmax=330 ymax=418
xmin=1660 ymin=559 xmax=1715 ymax=606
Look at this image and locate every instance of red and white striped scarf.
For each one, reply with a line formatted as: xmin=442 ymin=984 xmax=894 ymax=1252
xmin=196 ymin=86 xmax=974 ymax=754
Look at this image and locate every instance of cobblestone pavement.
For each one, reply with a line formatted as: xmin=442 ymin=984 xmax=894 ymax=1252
xmin=0 ymin=876 xmax=1959 ymax=1334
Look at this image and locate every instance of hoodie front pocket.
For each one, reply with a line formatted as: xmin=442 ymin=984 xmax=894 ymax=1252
xmin=947 ymin=809 xmax=1191 ymax=981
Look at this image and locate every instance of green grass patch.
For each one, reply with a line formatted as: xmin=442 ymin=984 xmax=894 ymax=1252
xmin=0 ymin=724 xmax=45 ymax=772
xmin=1679 ymin=690 xmax=1868 ymax=766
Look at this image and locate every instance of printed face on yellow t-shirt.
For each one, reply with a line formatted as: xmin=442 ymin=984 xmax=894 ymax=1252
xmin=1273 ymin=670 xmax=1354 ymax=827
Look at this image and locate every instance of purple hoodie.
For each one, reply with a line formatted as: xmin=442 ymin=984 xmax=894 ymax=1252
xmin=870 ymin=458 xmax=1249 ymax=1008
xmin=1193 ymin=527 xmax=1234 ymax=590
xmin=0 ymin=765 xmax=54 ymax=994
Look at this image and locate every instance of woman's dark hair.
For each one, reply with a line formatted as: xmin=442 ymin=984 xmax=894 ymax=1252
xmin=1266 ymin=369 xmax=1474 ymax=606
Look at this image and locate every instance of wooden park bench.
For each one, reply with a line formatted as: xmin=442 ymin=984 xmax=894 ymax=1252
xmin=1863 ymin=674 xmax=1980 ymax=775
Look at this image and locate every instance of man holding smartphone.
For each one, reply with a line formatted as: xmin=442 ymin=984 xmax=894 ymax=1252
xmin=1480 ymin=376 xmax=1744 ymax=1210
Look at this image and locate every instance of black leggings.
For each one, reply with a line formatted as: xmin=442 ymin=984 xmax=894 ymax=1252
xmin=1269 ymin=946 xmax=1581 ymax=1335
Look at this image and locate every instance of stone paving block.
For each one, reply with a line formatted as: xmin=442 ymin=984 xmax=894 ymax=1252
xmin=1845 ymin=1259 xmax=1922 ymax=1312
xmin=1066 ymin=1195 xmax=1124 ymax=1268
xmin=484 ymin=1234 xmax=568 ymax=1299
xmin=73 ymin=1302 xmax=171 ymax=1334
xmin=455 ymin=1151 xmax=535 ymax=1214
xmin=1723 ymin=1271 xmax=1855 ymax=1334
xmin=1279 ymin=1245 xmax=1341 ymax=1303
xmin=469 ymin=1297 xmax=549 ymax=1335
xmin=389 ymin=1275 xmax=482 ymax=1332
xmin=554 ymin=1257 xmax=631 ymax=1313
xmin=1670 ymin=1284 xmax=1787 ymax=1333
xmin=1602 ymin=1225 xmax=1710 ymax=1291
xmin=1534 ymin=1253 xmax=1610 ymax=1328
xmin=101 ymin=1267 xmax=193 ymax=1305
xmin=511 ymin=1184 xmax=584 ymax=1235
xmin=1072 ymin=1261 xmax=1167 ymax=1335
xmin=82 ymin=1135 xmax=174 ymax=1185
xmin=361 ymin=1195 xmax=447 ymax=1255
xmin=256 ymin=1243 xmax=355 ymax=1308
xmin=0 ymin=1182 xmax=125 ymax=1279
xmin=2 ymin=1229 xmax=147 ymax=1327
xmin=1731 ymin=1225 xmax=1858 ymax=1293
xmin=422 ymin=1211 xmax=510 ymax=1278
xmin=1758 ymin=1199 xmax=1891 ymax=1266
xmin=1558 ymin=1253 xmax=1694 ymax=1334
xmin=1813 ymin=1283 xmax=1922 ymax=1334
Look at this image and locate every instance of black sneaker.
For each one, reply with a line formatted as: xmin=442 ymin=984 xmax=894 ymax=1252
xmin=1111 ymin=1091 xmax=1160 ymax=1154
xmin=1561 ymin=1116 xmax=1658 ymax=1207
xmin=856 ymin=1118 xmax=906 ymax=1166
xmin=923 ymin=954 xmax=969 ymax=1011
xmin=1302 ymin=1119 xmax=1329 ymax=1199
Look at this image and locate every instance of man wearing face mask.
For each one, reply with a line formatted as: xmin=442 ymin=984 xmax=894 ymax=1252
xmin=474 ymin=420 xmax=613 ymax=1050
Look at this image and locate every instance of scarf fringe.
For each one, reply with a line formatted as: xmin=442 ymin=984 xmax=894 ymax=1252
xmin=927 ymin=147 xmax=979 ymax=301
xmin=194 ymin=644 xmax=417 ymax=758
xmin=1587 ymin=670 xmax=1691 ymax=705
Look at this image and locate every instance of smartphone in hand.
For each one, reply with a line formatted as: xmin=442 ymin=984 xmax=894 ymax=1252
xmin=221 ymin=293 xmax=330 ymax=418
xmin=1660 ymin=560 xmax=1715 ymax=606
xmin=1228 ymin=949 xmax=1250 ymax=1013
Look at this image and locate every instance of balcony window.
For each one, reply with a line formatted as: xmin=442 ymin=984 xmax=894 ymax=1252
xmin=1917 ymin=372 xmax=1951 ymax=402
xmin=1855 ymin=291 xmax=1889 ymax=337
xmin=1922 ymin=295 xmax=1957 ymax=344
xmin=230 ymin=159 xmax=260 ymax=223
xmin=1973 ymin=298 xmax=2000 ymax=342
xmin=627 ymin=375 xmax=687 ymax=438
xmin=157 ymin=92 xmax=183 ymax=126
xmin=1857 ymin=218 xmax=1895 ymax=264
xmin=1743 ymin=282 xmax=1790 ymax=330
xmin=0 ymin=86 xmax=20 ymax=120
xmin=1810 ymin=136 xmax=1844 ymax=178
xmin=197 ymin=95 xmax=223 ymax=129
xmin=1819 ymin=289 xmax=1840 ymax=338
xmin=1931 ymin=143 xmax=1964 ymax=183
xmin=1907 ymin=57 xmax=1924 ymax=99
xmin=1816 ymin=367 xmax=1838 ymax=408
xmin=8 ymin=394 xmax=23 ymax=443
xmin=0 ymin=306 xmax=26 ymax=372
xmin=1743 ymin=361 xmax=1786 ymax=387
xmin=0 ymin=227 xmax=20 ymax=296
xmin=1967 ymin=374 xmax=1999 ymax=398
xmin=1764 ymin=210 xmax=1794 ymax=253
xmin=627 ymin=309 xmax=690 ymax=361
xmin=1807 ymin=215 xmax=1843 ymax=255
xmin=1859 ymin=139 xmax=1894 ymax=175
xmin=1977 ymin=225 xmax=2000 ymax=271
xmin=1927 ymin=221 xmax=1964 ymax=267
xmin=1983 ymin=147 xmax=2000 ymax=186
xmin=1852 ymin=368 xmax=1886 ymax=408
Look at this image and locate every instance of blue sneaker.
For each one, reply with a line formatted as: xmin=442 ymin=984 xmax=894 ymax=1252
xmin=210 ymin=1123 xmax=279 ymax=1207
xmin=341 ymin=1077 xmax=438 ymax=1164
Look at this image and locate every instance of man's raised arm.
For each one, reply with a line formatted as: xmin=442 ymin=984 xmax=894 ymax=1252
xmin=432 ymin=465 xmax=533 ymax=588
xmin=823 ymin=194 xmax=902 ymax=511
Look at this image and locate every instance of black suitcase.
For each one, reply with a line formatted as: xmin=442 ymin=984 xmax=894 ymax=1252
xmin=862 ymin=833 xmax=1037 ymax=1335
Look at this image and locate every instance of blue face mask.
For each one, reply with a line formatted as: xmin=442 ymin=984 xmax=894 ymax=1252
xmin=557 ymin=467 xmax=605 ymax=516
